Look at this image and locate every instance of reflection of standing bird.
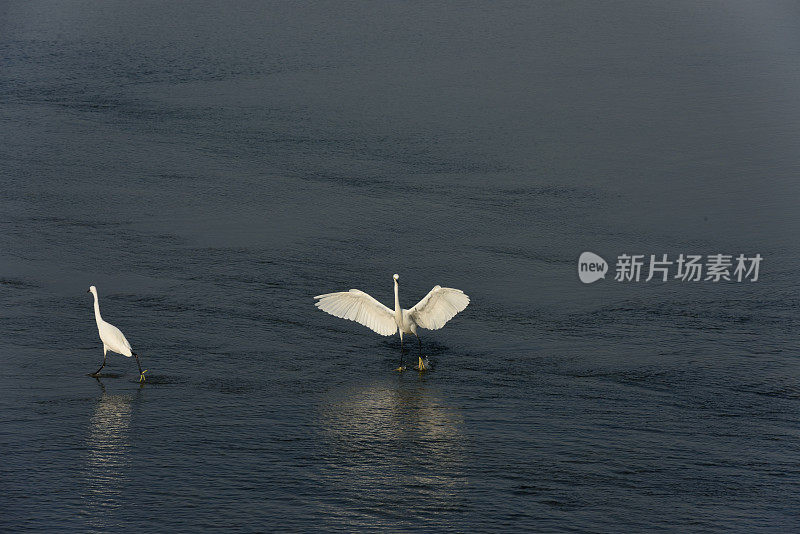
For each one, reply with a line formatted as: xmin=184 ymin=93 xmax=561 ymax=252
xmin=83 ymin=386 xmax=134 ymax=530
xmin=314 ymin=274 xmax=469 ymax=371
xmin=87 ymin=285 xmax=147 ymax=382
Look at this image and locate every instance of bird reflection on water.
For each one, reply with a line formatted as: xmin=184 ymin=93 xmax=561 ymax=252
xmin=318 ymin=376 xmax=467 ymax=528
xmin=81 ymin=380 xmax=139 ymax=529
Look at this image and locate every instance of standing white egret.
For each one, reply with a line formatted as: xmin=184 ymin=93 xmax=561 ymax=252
xmin=87 ymin=285 xmax=147 ymax=382
xmin=314 ymin=274 xmax=469 ymax=371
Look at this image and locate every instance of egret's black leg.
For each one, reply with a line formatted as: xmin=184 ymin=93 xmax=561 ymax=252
xmin=415 ymin=333 xmax=426 ymax=370
xmin=91 ymin=355 xmax=106 ymax=377
xmin=133 ymin=352 xmax=146 ymax=382
xmin=399 ymin=338 xmax=404 ymax=370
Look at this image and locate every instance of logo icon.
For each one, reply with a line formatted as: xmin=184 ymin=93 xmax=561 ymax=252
xmin=578 ymin=252 xmax=608 ymax=284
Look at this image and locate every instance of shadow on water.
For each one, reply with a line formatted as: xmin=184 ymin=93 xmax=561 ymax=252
xmin=80 ymin=379 xmax=142 ymax=531
xmin=316 ymin=375 xmax=467 ymax=529
xmin=135 ymin=374 xmax=183 ymax=386
xmin=86 ymin=371 xmax=185 ymax=386
xmin=86 ymin=373 xmax=124 ymax=379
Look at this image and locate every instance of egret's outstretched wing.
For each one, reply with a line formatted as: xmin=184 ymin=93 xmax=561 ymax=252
xmin=409 ymin=286 xmax=469 ymax=330
xmin=314 ymin=289 xmax=397 ymax=336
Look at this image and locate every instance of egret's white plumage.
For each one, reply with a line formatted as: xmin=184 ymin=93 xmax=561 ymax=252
xmin=314 ymin=274 xmax=469 ymax=370
xmin=88 ymin=285 xmax=146 ymax=381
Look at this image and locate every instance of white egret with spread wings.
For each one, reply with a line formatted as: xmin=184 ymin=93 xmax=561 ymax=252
xmin=314 ymin=274 xmax=469 ymax=371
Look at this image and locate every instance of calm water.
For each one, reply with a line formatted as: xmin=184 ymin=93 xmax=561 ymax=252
xmin=2 ymin=2 xmax=800 ymax=531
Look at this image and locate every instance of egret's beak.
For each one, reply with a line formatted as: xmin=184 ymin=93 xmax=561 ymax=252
xmin=86 ymin=290 xmax=90 ymax=293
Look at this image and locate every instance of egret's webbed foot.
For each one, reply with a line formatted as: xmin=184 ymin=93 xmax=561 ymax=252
xmin=139 ymin=369 xmax=148 ymax=383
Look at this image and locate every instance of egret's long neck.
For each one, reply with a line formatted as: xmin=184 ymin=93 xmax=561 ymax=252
xmin=92 ymin=293 xmax=103 ymax=324
xmin=394 ymin=280 xmax=401 ymax=318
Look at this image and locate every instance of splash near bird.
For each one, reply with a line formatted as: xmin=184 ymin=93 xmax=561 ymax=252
xmin=87 ymin=285 xmax=147 ymax=382
xmin=314 ymin=274 xmax=469 ymax=371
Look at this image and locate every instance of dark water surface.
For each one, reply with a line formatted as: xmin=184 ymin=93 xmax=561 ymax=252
xmin=2 ymin=2 xmax=800 ymax=531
